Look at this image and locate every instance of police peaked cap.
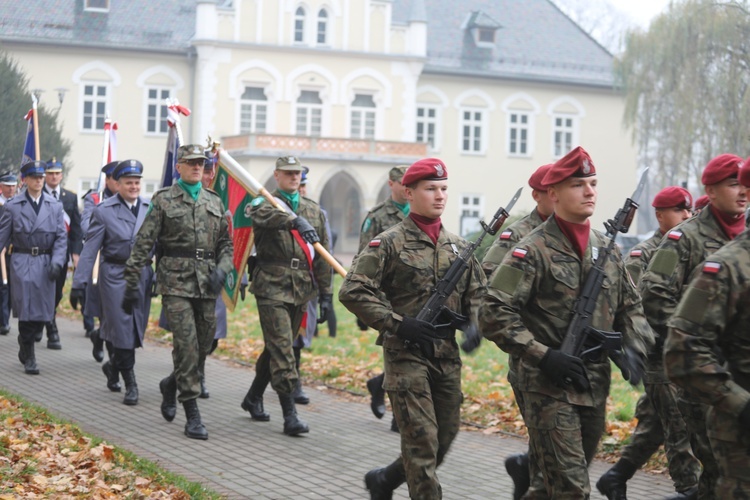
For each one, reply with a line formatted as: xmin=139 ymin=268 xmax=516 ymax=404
xmin=113 ymin=160 xmax=144 ymax=180
xmin=21 ymin=160 xmax=47 ymax=178
xmin=101 ymin=161 xmax=119 ymax=177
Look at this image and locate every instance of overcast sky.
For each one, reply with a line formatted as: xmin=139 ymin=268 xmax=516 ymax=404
xmin=609 ymin=0 xmax=672 ymax=27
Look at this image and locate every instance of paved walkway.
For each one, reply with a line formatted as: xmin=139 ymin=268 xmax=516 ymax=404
xmin=0 ymin=317 xmax=676 ymax=499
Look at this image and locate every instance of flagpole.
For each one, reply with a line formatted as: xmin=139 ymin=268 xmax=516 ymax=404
xmin=215 ymin=147 xmax=347 ymax=278
xmin=93 ymin=118 xmax=115 ymax=284
xmin=31 ymin=95 xmax=40 ymax=160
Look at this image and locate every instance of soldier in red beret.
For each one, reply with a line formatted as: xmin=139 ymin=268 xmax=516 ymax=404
xmin=642 ymin=153 xmax=747 ymax=498
xmin=693 ymin=194 xmax=710 ymax=213
xmin=340 ymin=157 xmax=486 ymax=499
xmin=479 ymin=146 xmax=653 ymax=498
xmin=597 ymin=185 xmax=700 ymax=499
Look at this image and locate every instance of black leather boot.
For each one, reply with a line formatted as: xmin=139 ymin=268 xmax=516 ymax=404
xmin=90 ymin=329 xmax=104 ymax=362
xmin=159 ymin=374 xmax=177 ymax=422
xmin=121 ymin=369 xmax=139 ymax=406
xmin=596 ymin=458 xmax=638 ymax=500
xmin=183 ymin=399 xmax=208 ymax=440
xmin=364 ymin=461 xmax=406 ymax=500
xmin=102 ymin=361 xmax=122 ymax=392
xmin=293 ymin=379 xmax=309 ymax=405
xmin=505 ymin=453 xmax=530 ymax=500
xmin=279 ymin=392 xmax=309 ymax=436
xmin=665 ymin=486 xmax=698 ymax=500
xmin=46 ymin=319 xmax=61 ymax=349
xmin=241 ymin=375 xmax=271 ymax=421
xmin=199 ymin=372 xmax=209 ymax=399
xmin=18 ymin=338 xmax=39 ymax=375
xmin=367 ymin=373 xmax=386 ymax=419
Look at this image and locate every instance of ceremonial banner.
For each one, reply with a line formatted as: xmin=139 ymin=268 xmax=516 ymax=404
xmin=160 ymin=101 xmax=190 ymax=188
xmin=21 ymin=108 xmax=37 ymax=165
xmin=95 ymin=119 xmax=117 ymax=194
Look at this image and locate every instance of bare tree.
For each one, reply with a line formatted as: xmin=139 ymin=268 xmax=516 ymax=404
xmin=552 ymin=0 xmax=636 ymax=54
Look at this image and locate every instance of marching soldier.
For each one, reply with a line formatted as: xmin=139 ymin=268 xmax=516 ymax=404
xmin=641 ymin=153 xmax=747 ymax=499
xmin=123 ymin=144 xmax=233 ymax=440
xmin=0 ymin=160 xmax=67 ymax=374
xmin=71 ymin=160 xmax=153 ymax=406
xmin=358 ymin=165 xmax=409 ymax=425
xmin=340 ymin=158 xmax=486 ymax=499
xmin=0 ymin=171 xmax=19 ymax=336
xmin=240 ymin=155 xmax=332 ymax=436
xmin=598 ymin=186 xmax=700 ymax=500
xmin=478 ymin=146 xmax=652 ymax=498
xmin=664 ymin=162 xmax=750 ymax=499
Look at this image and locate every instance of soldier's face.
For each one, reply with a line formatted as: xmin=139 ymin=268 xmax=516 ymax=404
xmin=532 ymin=189 xmax=555 ymax=217
xmin=118 ymin=177 xmax=141 ymax=203
xmin=45 ymin=171 xmax=62 ymax=189
xmin=389 ymin=179 xmax=407 ymax=204
xmin=24 ymin=175 xmax=44 ymax=196
xmin=548 ymin=176 xmax=597 ymax=223
xmin=0 ymin=184 xmax=16 ymax=198
xmin=706 ymin=177 xmax=747 ymax=216
xmin=405 ymin=180 xmax=448 ymax=219
xmin=274 ymin=170 xmax=301 ymax=193
xmin=201 ymin=167 xmax=215 ymax=189
xmin=105 ymin=176 xmax=119 ymax=193
xmin=655 ymin=207 xmax=691 ymax=233
xmin=176 ymin=159 xmax=205 ymax=184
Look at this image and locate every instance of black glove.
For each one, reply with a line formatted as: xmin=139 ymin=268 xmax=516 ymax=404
xmin=739 ymin=402 xmax=750 ymax=429
xmin=318 ymin=294 xmax=333 ymax=324
xmin=208 ymin=268 xmax=227 ymax=295
xmin=292 ymin=216 xmax=320 ymax=244
xmin=610 ymin=347 xmax=646 ymax=387
xmin=47 ymin=263 xmax=62 ymax=281
xmin=69 ymin=288 xmax=85 ymax=311
xmin=539 ymin=349 xmax=590 ymax=393
xmin=396 ymin=316 xmax=436 ymax=343
xmin=460 ymin=323 xmax=483 ymax=354
xmin=239 ymin=282 xmax=247 ymax=301
xmin=121 ymin=287 xmax=139 ymax=315
xmin=357 ymin=317 xmax=369 ymax=331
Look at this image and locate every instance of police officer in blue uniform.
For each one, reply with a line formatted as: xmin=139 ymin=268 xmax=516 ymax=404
xmin=0 ymin=171 xmax=19 ymax=336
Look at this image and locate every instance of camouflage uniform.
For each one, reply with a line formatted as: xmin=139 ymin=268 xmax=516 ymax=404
xmin=478 ymin=216 xmax=653 ymax=498
xmin=357 ymin=198 xmax=408 ymax=252
xmin=665 ymin=228 xmax=750 ymax=498
xmin=124 ymin=183 xmax=233 ymax=402
xmin=248 ymin=189 xmax=332 ymax=395
xmin=641 ymin=208 xmax=733 ymax=498
xmin=339 ymin=217 xmax=486 ymax=499
xmin=620 ymin=232 xmax=701 ymax=492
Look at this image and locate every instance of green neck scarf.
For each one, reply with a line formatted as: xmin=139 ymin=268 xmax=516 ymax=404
xmin=393 ymin=200 xmax=410 ymax=216
xmin=177 ymin=178 xmax=202 ymax=201
xmin=278 ymin=189 xmax=300 ymax=212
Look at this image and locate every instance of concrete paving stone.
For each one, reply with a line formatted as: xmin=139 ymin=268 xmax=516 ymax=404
xmin=0 ymin=317 xmax=678 ymax=498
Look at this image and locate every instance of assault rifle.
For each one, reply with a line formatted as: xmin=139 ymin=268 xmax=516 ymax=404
xmin=559 ymin=169 xmax=649 ymax=385
xmin=416 ymin=187 xmax=523 ymax=354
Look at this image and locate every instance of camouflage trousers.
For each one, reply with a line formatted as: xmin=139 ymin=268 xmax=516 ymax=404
xmin=620 ymin=391 xmax=663 ymax=467
xmin=508 ymin=365 xmax=547 ymax=497
xmin=678 ymin=395 xmax=720 ymax=499
xmin=383 ymin=345 xmax=462 ymax=500
xmin=162 ymin=296 xmax=216 ymax=403
xmin=707 ymin=407 xmax=750 ymax=498
xmin=256 ymin=298 xmax=305 ymax=395
xmin=522 ymin=391 xmax=606 ymax=499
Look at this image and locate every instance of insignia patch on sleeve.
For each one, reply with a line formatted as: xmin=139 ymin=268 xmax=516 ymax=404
xmin=702 ymin=262 xmax=721 ymax=274
xmin=362 ymin=218 xmax=372 ymax=232
xmin=630 ymin=249 xmax=642 ymax=257
xmin=500 ymin=230 xmax=513 ymax=240
xmin=369 ymin=239 xmax=381 ymax=247
xmin=511 ymin=248 xmax=528 ymax=259
xmin=667 ymin=230 xmax=682 ymax=241
xmin=251 ymin=196 xmax=265 ymax=207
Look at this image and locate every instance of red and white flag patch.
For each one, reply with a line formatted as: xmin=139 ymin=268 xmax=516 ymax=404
xmin=512 ymin=248 xmax=528 ymax=259
xmin=629 ymin=249 xmax=642 ymax=257
xmin=667 ymin=231 xmax=682 ymax=241
xmin=702 ymin=262 xmax=721 ymax=274
xmin=500 ymin=230 xmax=513 ymax=240
xmin=369 ymin=239 xmax=381 ymax=247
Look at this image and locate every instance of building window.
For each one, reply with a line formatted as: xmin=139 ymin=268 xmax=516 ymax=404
xmin=461 ymin=109 xmax=484 ymax=153
xmin=296 ymin=90 xmax=322 ymax=136
xmin=77 ymin=178 xmax=98 ymax=199
xmin=317 ymin=9 xmax=328 ymax=45
xmin=146 ymin=87 xmax=172 ymax=134
xmin=84 ymin=0 xmax=109 ymax=12
xmin=294 ymin=7 xmax=305 ymax=43
xmin=82 ymin=83 xmax=108 ymax=131
xmin=459 ymin=194 xmax=484 ymax=237
xmin=143 ymin=180 xmax=160 ymax=196
xmin=416 ymin=106 xmax=437 ymax=149
xmin=553 ymin=115 xmax=575 ymax=157
xmin=508 ymin=112 xmax=530 ymax=156
xmin=477 ymin=28 xmax=495 ymax=43
xmin=350 ymin=93 xmax=376 ymax=139
xmin=239 ymin=86 xmax=268 ymax=134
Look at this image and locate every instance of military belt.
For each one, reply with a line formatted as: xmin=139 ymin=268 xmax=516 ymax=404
xmin=13 ymin=246 xmax=52 ymax=256
xmin=163 ymin=249 xmax=215 ymax=260
xmin=103 ymin=257 xmax=128 ymax=265
xmin=257 ymin=258 xmax=310 ymax=270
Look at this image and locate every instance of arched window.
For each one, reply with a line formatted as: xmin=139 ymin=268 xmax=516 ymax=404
xmin=317 ymin=9 xmax=328 ymax=45
xmin=294 ymin=7 xmax=305 ymax=43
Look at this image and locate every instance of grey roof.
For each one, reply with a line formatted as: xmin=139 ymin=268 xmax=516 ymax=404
xmin=0 ymin=0 xmax=195 ymax=52
xmin=394 ymin=0 xmax=614 ymax=87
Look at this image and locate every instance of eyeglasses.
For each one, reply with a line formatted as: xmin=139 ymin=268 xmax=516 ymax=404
xmin=181 ymin=159 xmax=205 ymax=167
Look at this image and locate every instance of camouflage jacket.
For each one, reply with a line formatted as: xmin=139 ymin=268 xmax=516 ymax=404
xmin=641 ymin=208 xmax=731 ymax=341
xmin=665 ymin=229 xmax=750 ymax=440
xmin=124 ymin=184 xmax=233 ymax=298
xmin=248 ymin=190 xmax=332 ymax=305
xmin=624 ymin=231 xmax=663 ymax=286
xmin=357 ymin=198 xmax=407 ymax=252
xmin=339 ymin=216 xmax=486 ymax=359
xmin=478 ymin=216 xmax=653 ymax=406
xmin=481 ymin=208 xmax=546 ymax=277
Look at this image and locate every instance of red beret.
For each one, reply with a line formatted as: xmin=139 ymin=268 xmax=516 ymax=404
xmin=694 ymin=195 xmax=710 ymax=210
xmin=528 ymin=164 xmax=553 ymax=191
xmin=652 ymin=186 xmax=692 ymax=210
xmin=740 ymin=157 xmax=750 ymax=188
xmin=542 ymin=146 xmax=596 ymax=187
xmin=701 ymin=154 xmax=743 ymax=186
xmin=402 ymin=158 xmax=448 ymax=186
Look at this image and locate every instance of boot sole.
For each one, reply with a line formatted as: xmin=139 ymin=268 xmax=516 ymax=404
xmin=25 ymin=369 xmax=40 ymax=375
xmin=124 ymin=400 xmax=138 ymax=406
xmin=184 ymin=430 xmax=208 ymax=440
xmin=47 ymin=344 xmax=62 ymax=350
xmin=283 ymin=427 xmax=310 ymax=436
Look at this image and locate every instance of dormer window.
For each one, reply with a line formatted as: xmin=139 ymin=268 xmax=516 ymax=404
xmin=84 ymin=0 xmax=109 ymax=12
xmin=477 ymin=28 xmax=495 ymax=44
xmin=463 ymin=11 xmax=501 ymax=49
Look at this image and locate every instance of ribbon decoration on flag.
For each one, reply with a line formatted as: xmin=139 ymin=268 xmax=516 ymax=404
xmin=160 ymin=99 xmax=191 ymax=188
xmin=95 ymin=119 xmax=118 ymax=196
xmin=21 ymin=102 xmax=39 ymax=166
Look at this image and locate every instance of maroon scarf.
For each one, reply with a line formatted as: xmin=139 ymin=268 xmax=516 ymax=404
xmin=410 ymin=213 xmax=442 ymax=244
xmin=555 ymin=214 xmax=591 ymax=259
xmin=710 ymin=205 xmax=746 ymax=240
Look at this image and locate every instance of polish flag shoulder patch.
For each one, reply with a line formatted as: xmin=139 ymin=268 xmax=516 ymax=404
xmin=500 ymin=230 xmax=513 ymax=240
xmin=667 ymin=231 xmax=683 ymax=241
xmin=702 ymin=262 xmax=721 ymax=274
xmin=512 ymin=248 xmax=528 ymax=259
xmin=369 ymin=239 xmax=381 ymax=247
xmin=629 ymin=249 xmax=643 ymax=257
